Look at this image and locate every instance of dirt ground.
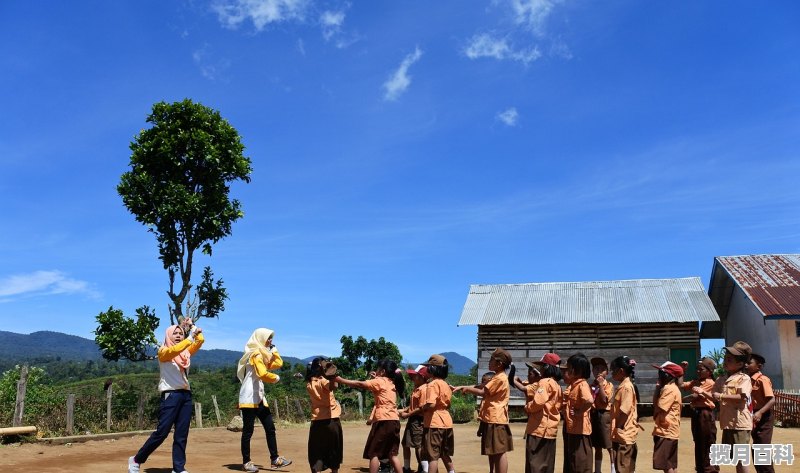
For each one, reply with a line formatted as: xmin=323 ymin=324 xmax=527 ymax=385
xmin=1 ymin=420 xmax=797 ymax=473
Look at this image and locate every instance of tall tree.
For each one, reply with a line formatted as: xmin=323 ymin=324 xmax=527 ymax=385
xmin=333 ymin=335 xmax=402 ymax=377
xmin=95 ymin=99 xmax=252 ymax=361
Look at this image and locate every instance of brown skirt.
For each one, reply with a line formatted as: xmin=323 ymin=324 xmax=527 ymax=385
xmin=363 ymin=420 xmax=401 ymax=460
xmin=565 ymin=433 xmax=592 ymax=473
xmin=478 ymin=422 xmax=514 ymax=455
xmin=308 ymin=418 xmax=343 ymax=471
xmin=421 ymin=427 xmax=454 ymax=461
xmin=653 ymin=436 xmax=678 ymax=470
xmin=524 ymin=436 xmax=556 ymax=473
xmin=612 ymin=442 xmax=637 ymax=473
xmin=590 ymin=410 xmax=612 ymax=449
xmin=402 ymin=416 xmax=424 ymax=448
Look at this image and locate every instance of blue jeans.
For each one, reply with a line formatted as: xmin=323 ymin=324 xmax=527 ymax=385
xmin=135 ymin=390 xmax=193 ymax=472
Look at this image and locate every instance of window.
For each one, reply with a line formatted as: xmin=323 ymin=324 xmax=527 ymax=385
xmin=796 ymin=321 xmax=800 ymax=337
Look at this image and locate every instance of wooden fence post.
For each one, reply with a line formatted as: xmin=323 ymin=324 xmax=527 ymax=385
xmin=272 ymin=398 xmax=280 ymax=422
xmin=106 ymin=383 xmax=113 ymax=431
xmin=212 ymin=395 xmax=222 ymax=426
xmin=294 ymin=399 xmax=304 ymax=420
xmin=285 ymin=396 xmax=291 ymax=421
xmin=356 ymin=391 xmax=363 ymax=417
xmin=66 ymin=394 xmax=76 ymax=435
xmin=195 ymin=402 xmax=203 ymax=428
xmin=13 ymin=364 xmax=28 ymax=427
xmin=136 ymin=393 xmax=146 ymax=430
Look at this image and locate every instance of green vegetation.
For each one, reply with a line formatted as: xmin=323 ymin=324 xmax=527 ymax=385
xmin=95 ymin=99 xmax=252 ymax=362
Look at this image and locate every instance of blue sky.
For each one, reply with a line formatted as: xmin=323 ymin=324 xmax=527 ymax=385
xmin=1 ymin=1 xmax=798 ymax=363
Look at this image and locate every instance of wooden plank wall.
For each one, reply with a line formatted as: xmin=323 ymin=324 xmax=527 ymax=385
xmin=475 ymin=322 xmax=700 ymax=404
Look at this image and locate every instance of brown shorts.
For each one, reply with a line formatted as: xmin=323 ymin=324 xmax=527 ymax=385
xmin=524 ymin=436 xmax=556 ymax=473
xmin=612 ymin=442 xmax=637 ymax=473
xmin=590 ymin=410 xmax=612 ymax=449
xmin=421 ymin=427 xmax=454 ymax=461
xmin=402 ymin=416 xmax=424 ymax=448
xmin=363 ymin=420 xmax=400 ymax=460
xmin=653 ymin=436 xmax=678 ymax=470
xmin=721 ymin=428 xmax=750 ymax=446
xmin=478 ymin=422 xmax=514 ymax=455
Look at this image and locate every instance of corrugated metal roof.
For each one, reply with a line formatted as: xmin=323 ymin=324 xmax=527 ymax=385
xmin=458 ymin=277 xmax=720 ymax=326
xmin=714 ymin=254 xmax=800 ymax=317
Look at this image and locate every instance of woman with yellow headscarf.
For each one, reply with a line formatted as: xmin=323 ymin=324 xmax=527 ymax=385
xmin=238 ymin=328 xmax=293 ymax=472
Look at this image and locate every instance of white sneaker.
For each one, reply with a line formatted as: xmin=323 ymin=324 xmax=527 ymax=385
xmin=128 ymin=456 xmax=140 ymax=473
xmin=171 ymin=470 xmax=189 ymax=473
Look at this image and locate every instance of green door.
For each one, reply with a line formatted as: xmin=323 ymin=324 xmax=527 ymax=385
xmin=670 ymin=347 xmax=698 ymax=380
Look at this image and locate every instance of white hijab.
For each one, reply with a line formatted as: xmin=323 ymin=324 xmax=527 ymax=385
xmin=237 ymin=328 xmax=274 ymax=382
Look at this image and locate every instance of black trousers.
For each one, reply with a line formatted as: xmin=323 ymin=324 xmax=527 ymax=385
xmin=241 ymin=404 xmax=279 ymax=463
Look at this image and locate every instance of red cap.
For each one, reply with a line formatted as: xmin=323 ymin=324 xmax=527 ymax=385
xmin=406 ymin=364 xmax=429 ymax=378
xmin=652 ymin=361 xmax=684 ymax=379
xmin=539 ymin=353 xmax=560 ymax=366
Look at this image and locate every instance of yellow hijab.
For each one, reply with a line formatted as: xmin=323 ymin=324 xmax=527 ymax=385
xmin=237 ymin=328 xmax=274 ymax=382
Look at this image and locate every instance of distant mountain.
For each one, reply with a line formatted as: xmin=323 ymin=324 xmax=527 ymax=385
xmin=407 ymin=351 xmax=476 ymax=376
xmin=0 ymin=331 xmax=301 ymax=369
xmin=0 ymin=331 xmax=474 ymax=376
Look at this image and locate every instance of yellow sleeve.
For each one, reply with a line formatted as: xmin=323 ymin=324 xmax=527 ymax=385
xmin=187 ymin=332 xmax=204 ymax=355
xmin=265 ymin=349 xmax=283 ymax=370
xmin=251 ymin=353 xmax=281 ymax=384
xmin=158 ymin=338 xmax=193 ymax=362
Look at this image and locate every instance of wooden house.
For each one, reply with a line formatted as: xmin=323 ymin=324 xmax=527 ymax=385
xmin=706 ymin=254 xmax=800 ymax=390
xmin=457 ymin=277 xmax=721 ymax=405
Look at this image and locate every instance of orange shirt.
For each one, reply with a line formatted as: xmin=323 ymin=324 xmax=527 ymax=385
xmin=681 ymin=378 xmax=715 ymax=409
xmin=364 ymin=376 xmax=399 ymax=421
xmin=592 ymin=381 xmax=613 ymax=410
xmin=611 ymin=377 xmax=639 ymax=445
xmin=751 ymin=372 xmax=774 ymax=413
xmin=307 ymin=377 xmax=341 ymax=420
xmin=410 ymin=383 xmax=427 ymax=413
xmin=478 ymin=371 xmax=510 ymax=424
xmin=653 ymin=383 xmax=681 ymax=439
xmin=714 ymin=372 xmax=752 ymax=430
xmin=423 ymin=378 xmax=453 ymax=428
xmin=565 ymin=379 xmax=593 ymax=435
xmin=525 ymin=377 xmax=561 ymax=439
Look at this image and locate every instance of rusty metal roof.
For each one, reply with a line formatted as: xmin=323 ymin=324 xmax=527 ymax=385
xmin=709 ymin=254 xmax=800 ymax=318
xmin=457 ymin=277 xmax=720 ymax=325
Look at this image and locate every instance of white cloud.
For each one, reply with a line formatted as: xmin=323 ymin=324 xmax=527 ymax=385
xmin=464 ymin=33 xmax=541 ymax=64
xmin=320 ymin=10 xmax=345 ymax=41
xmin=383 ymin=47 xmax=423 ymax=101
xmin=0 ymin=270 xmax=100 ymax=300
xmin=496 ymin=107 xmax=519 ymax=126
xmin=510 ymin=0 xmax=560 ymax=36
xmin=212 ymin=0 xmax=310 ymax=30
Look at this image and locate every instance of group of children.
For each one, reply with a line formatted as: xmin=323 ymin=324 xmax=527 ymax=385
xmin=126 ymin=323 xmax=776 ymax=473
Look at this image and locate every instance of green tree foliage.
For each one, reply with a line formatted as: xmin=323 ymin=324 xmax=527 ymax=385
xmin=705 ymin=347 xmax=726 ymax=379
xmin=95 ymin=99 xmax=251 ymax=361
xmin=333 ymin=335 xmax=403 ymax=378
xmin=94 ymin=306 xmax=160 ymax=361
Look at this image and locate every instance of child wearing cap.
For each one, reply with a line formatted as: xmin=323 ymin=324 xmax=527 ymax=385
xmin=651 ymin=361 xmax=683 ymax=473
xmin=747 ymin=353 xmax=774 ymax=473
xmin=399 ymin=365 xmax=430 ymax=473
xmin=564 ymin=353 xmax=594 ymax=473
xmin=516 ymin=353 xmax=562 ymax=473
xmin=590 ymin=358 xmax=613 ymax=473
xmin=609 ymin=356 xmax=639 ymax=473
xmin=455 ymin=348 xmax=515 ymax=473
xmin=679 ymin=357 xmax=719 ymax=473
xmin=709 ymin=341 xmax=753 ymax=473
xmin=419 ymin=354 xmax=455 ymax=473
xmin=306 ymin=358 xmax=342 ymax=473
xmin=336 ymin=359 xmax=406 ymax=473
